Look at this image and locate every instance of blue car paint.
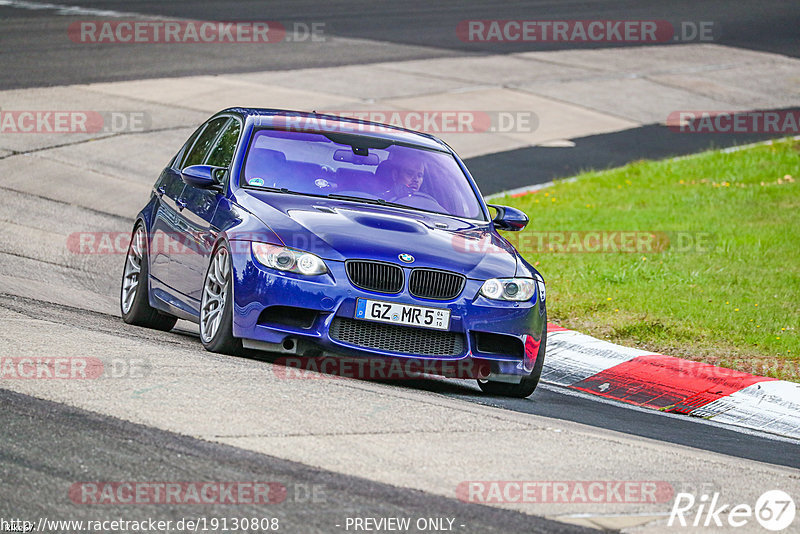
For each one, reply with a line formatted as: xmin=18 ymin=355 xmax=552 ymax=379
xmin=136 ymin=108 xmax=545 ymax=378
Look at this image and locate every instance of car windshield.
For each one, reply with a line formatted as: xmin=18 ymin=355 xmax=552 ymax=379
xmin=241 ymin=129 xmax=486 ymax=220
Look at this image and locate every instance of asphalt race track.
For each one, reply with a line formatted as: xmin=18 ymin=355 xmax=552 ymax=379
xmin=2 ymin=0 xmax=797 ymax=192
xmin=1 ymin=1 xmax=799 ymax=533
xmin=0 ymin=388 xmax=592 ymax=534
xmin=2 ymin=0 xmax=799 ymax=89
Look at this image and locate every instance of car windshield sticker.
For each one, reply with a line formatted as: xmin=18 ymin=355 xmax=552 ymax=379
xmin=248 ymin=177 xmax=265 ymax=186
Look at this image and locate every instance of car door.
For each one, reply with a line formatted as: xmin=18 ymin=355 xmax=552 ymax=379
xmin=148 ymin=125 xmax=204 ymax=289
xmin=171 ymin=116 xmax=241 ymax=305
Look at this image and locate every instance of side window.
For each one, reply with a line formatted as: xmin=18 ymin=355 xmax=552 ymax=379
xmin=205 ymin=119 xmax=241 ymax=168
xmin=181 ymin=117 xmax=228 ymax=169
xmin=172 ymin=125 xmax=204 ymax=170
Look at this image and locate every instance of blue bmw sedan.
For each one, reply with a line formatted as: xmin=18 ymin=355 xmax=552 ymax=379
xmin=121 ymin=108 xmax=547 ymax=397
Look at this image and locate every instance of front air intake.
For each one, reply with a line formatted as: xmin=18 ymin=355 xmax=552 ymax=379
xmin=345 ymin=260 xmax=404 ymax=294
xmin=409 ymin=268 xmax=465 ymax=300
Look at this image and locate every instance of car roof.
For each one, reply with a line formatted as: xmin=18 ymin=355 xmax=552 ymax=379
xmin=222 ymin=107 xmax=450 ymax=152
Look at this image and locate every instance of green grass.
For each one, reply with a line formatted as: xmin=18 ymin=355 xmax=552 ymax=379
xmin=497 ymin=138 xmax=800 ymax=380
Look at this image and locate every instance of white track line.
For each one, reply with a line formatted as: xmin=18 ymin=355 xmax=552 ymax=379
xmin=0 ymin=0 xmax=167 ymax=18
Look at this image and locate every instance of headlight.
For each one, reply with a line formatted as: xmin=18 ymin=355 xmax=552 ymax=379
xmin=251 ymin=242 xmax=328 ymax=275
xmin=480 ymin=278 xmax=537 ymax=301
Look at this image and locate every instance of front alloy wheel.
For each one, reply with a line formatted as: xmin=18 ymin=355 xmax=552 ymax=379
xmin=200 ymin=243 xmax=241 ymax=354
xmin=120 ymin=223 xmax=177 ymax=331
xmin=120 ymin=226 xmax=145 ymax=315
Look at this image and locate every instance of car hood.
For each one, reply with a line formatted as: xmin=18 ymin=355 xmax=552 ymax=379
xmin=235 ymin=190 xmax=520 ymax=279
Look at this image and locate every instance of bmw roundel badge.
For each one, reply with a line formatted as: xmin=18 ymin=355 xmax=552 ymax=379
xmin=398 ymin=253 xmax=415 ymax=263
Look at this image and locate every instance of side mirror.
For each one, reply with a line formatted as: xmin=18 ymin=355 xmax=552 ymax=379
xmin=488 ymin=204 xmax=528 ymax=231
xmin=181 ymin=165 xmax=224 ymax=190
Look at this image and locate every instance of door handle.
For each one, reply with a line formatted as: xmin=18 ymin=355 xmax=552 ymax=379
xmin=176 ymin=198 xmax=187 ymax=211
xmin=156 ymin=186 xmax=166 ymax=197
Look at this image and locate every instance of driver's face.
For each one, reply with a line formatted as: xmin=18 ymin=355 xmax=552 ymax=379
xmin=395 ymin=162 xmax=425 ymax=191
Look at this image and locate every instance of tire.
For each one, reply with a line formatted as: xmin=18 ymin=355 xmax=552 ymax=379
xmin=120 ymin=223 xmax=178 ymax=331
xmin=199 ymin=242 xmax=242 ymax=355
xmin=477 ymin=323 xmax=547 ymax=398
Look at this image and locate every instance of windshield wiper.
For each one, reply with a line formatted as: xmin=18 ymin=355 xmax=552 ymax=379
xmin=327 ymin=194 xmax=388 ymax=205
xmin=252 ymin=186 xmax=299 ymax=195
xmin=326 ymin=193 xmax=443 ymax=214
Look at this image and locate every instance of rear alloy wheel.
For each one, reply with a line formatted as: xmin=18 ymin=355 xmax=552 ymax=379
xmin=200 ymin=243 xmax=242 ymax=354
xmin=120 ymin=224 xmax=177 ymax=331
xmin=477 ymin=325 xmax=547 ymax=398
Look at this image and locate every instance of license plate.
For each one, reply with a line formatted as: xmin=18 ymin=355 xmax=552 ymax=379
xmin=355 ymin=299 xmax=451 ymax=331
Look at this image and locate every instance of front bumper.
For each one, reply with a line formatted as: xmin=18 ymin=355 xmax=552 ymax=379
xmin=229 ymin=245 xmax=546 ymax=378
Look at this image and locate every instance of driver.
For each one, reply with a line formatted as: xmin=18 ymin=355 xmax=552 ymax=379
xmin=384 ymin=152 xmax=425 ymax=200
